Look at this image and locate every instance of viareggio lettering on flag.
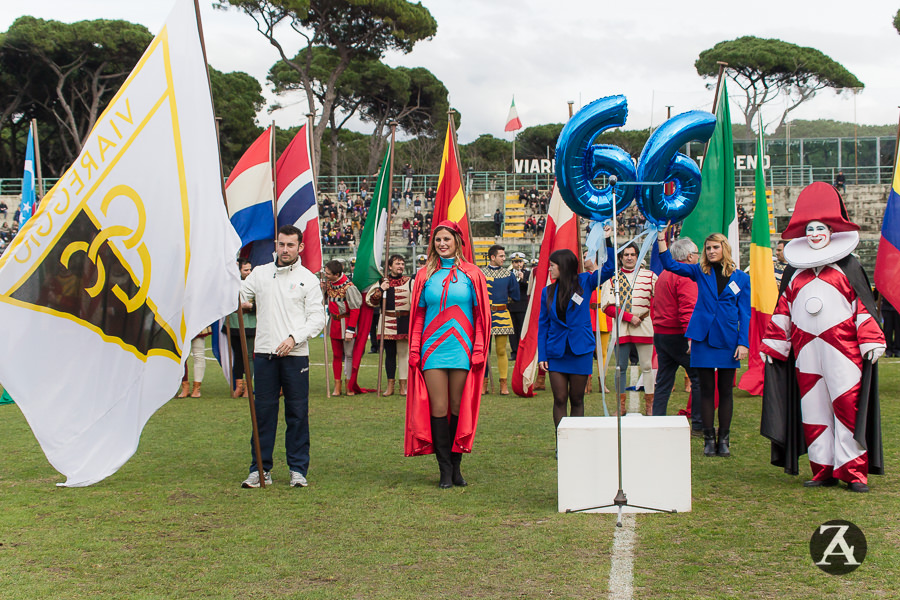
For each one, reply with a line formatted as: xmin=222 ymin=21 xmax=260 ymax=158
xmin=0 ymin=0 xmax=241 ymax=487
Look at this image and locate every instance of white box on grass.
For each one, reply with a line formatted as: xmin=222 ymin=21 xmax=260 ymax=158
xmin=557 ymin=416 xmax=691 ymax=514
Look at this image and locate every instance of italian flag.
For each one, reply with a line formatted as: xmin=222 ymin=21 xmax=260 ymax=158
xmin=680 ymin=79 xmax=739 ymax=269
xmin=505 ymin=97 xmax=522 ymax=132
xmin=353 ymin=144 xmax=392 ymax=292
xmin=737 ymin=125 xmax=778 ymax=395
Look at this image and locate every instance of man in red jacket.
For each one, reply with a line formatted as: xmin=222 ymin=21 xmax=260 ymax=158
xmin=651 ymin=237 xmax=701 ymax=429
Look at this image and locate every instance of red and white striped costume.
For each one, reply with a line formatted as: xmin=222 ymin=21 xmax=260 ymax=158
xmin=762 ymin=264 xmax=885 ymax=484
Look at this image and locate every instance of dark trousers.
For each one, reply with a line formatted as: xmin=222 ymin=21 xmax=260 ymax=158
xmin=653 ymin=333 xmax=701 ymax=428
xmin=697 ymin=367 xmax=735 ymax=431
xmin=229 ymin=331 xmax=255 ymax=384
xmin=509 ymin=310 xmax=526 ymax=359
xmin=250 ymin=355 xmax=310 ymax=476
xmin=369 ymin=308 xmax=379 ymax=350
xmin=384 ymin=339 xmax=397 ymax=378
xmin=883 ymin=310 xmax=899 ymax=356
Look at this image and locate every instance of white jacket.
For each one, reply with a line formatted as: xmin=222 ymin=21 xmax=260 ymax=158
xmin=240 ymin=260 xmax=325 ymax=356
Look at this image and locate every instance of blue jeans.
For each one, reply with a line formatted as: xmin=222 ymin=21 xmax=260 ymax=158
xmin=653 ymin=333 xmax=701 ymax=428
xmin=250 ymin=354 xmax=310 ymax=475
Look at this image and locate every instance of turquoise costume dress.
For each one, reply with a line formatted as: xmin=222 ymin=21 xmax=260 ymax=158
xmin=419 ymin=257 xmax=478 ymax=370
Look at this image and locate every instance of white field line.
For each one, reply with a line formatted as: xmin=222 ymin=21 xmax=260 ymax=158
xmin=608 ymin=513 xmax=636 ymax=600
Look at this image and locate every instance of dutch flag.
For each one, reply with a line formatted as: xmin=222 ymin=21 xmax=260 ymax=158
xmin=225 ymin=126 xmax=275 ymax=247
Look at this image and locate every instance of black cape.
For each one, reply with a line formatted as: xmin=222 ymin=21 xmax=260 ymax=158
xmin=759 ymin=254 xmax=883 ymax=476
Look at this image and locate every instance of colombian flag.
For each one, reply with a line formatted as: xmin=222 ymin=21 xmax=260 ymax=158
xmin=874 ymin=143 xmax=900 ymax=309
xmin=738 ymin=128 xmax=778 ymax=396
xmin=431 ymin=120 xmax=474 ymax=262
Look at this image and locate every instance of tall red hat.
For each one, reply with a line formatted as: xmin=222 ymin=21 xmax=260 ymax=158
xmin=782 ymin=182 xmax=859 ymax=239
xmin=432 ymin=219 xmax=466 ymax=245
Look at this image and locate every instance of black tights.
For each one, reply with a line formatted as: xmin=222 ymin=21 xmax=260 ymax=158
xmin=549 ymin=371 xmax=588 ymax=429
xmin=697 ymin=367 xmax=735 ymax=431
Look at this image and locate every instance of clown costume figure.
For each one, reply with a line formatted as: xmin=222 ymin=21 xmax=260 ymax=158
xmin=761 ymin=182 xmax=885 ymax=493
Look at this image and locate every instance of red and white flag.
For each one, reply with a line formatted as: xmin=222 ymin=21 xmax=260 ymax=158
xmin=512 ymin=183 xmax=580 ymax=397
xmin=276 ymin=124 xmax=321 ymax=273
xmin=504 ymin=97 xmax=522 ymax=132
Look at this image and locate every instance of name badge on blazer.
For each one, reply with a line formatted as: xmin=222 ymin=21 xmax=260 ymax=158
xmin=728 ymin=281 xmax=741 ymax=295
xmin=572 ymin=293 xmax=583 ymax=305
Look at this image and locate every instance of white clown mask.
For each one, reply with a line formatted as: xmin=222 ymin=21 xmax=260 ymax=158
xmin=805 ymin=220 xmax=832 ymax=250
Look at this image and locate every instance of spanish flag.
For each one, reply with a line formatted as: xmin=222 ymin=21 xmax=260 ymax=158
xmin=738 ymin=126 xmax=778 ymax=396
xmin=432 ymin=119 xmax=474 ymax=262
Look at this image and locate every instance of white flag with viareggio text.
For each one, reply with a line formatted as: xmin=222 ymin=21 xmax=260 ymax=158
xmin=0 ymin=0 xmax=241 ymax=486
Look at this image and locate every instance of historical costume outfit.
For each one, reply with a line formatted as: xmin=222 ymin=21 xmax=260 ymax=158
xmin=761 ymin=183 xmax=885 ymax=491
xmin=508 ymin=253 xmax=530 ymax=361
xmin=325 ymin=273 xmax=367 ymax=395
xmin=600 ymin=265 xmax=657 ymax=415
xmin=481 ymin=262 xmax=520 ymax=394
xmin=365 ymin=272 xmax=414 ymax=395
xmin=405 ymin=251 xmax=491 ymax=481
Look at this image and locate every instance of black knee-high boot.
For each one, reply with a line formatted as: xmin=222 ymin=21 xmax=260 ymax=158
xmin=430 ymin=416 xmax=453 ymax=489
xmin=448 ymin=414 xmax=467 ymax=487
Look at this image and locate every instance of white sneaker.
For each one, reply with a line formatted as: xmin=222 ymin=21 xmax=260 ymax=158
xmin=241 ymin=470 xmax=272 ymax=488
xmin=289 ymin=471 xmax=308 ymax=488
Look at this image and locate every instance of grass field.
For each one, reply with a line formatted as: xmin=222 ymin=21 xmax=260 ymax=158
xmin=1 ymin=341 xmax=898 ymax=599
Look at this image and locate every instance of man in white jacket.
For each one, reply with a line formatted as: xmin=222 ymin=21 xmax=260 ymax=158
xmin=239 ymin=225 xmax=326 ymax=488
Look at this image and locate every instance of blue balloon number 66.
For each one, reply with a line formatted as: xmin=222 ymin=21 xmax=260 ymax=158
xmin=555 ymin=95 xmax=716 ymax=228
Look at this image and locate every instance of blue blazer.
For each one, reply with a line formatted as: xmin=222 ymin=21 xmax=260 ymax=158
xmin=538 ymin=250 xmax=615 ymax=361
xmin=659 ymin=249 xmax=750 ymax=351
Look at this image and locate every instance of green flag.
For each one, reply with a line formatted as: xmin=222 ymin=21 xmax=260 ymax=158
xmin=352 ymin=145 xmax=392 ymax=292
xmin=681 ymin=79 xmax=739 ymax=267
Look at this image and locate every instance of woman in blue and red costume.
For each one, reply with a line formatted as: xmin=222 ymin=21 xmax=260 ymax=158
xmin=405 ymin=220 xmax=491 ymax=489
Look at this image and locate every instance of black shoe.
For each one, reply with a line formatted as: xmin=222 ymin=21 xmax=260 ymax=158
xmin=448 ymin=414 xmax=468 ymax=486
xmin=716 ymin=429 xmax=730 ymax=458
xmin=430 ymin=416 xmax=453 ymax=489
xmin=703 ymin=429 xmax=717 ymax=457
xmin=847 ymin=481 xmax=870 ymax=493
xmin=803 ymin=478 xmax=838 ymax=487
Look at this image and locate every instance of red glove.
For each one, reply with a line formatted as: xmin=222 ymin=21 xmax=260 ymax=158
xmin=471 ymin=351 xmax=485 ymax=367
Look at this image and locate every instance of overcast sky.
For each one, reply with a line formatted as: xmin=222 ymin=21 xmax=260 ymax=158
xmin=2 ymin=0 xmax=899 ymax=143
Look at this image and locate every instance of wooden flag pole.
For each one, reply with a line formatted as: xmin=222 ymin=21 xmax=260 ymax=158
xmin=448 ymin=109 xmax=494 ymax=394
xmin=376 ymin=122 xmax=398 ymax=396
xmin=711 ymin=61 xmax=728 ymax=117
xmin=270 ymin=120 xmax=278 ymax=243
xmin=201 ymin=3 xmax=265 ymax=485
xmin=305 ymin=112 xmax=331 ymax=399
xmin=30 ymin=119 xmax=44 ymax=200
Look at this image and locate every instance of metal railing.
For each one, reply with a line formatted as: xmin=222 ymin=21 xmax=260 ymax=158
xmin=0 ymin=165 xmax=894 ymax=200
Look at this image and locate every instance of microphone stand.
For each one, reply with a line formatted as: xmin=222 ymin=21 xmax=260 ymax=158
xmin=565 ymin=176 xmax=677 ymax=526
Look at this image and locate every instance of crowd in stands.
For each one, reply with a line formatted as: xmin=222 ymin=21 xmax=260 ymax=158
xmin=0 ymin=219 xmax=18 ymax=253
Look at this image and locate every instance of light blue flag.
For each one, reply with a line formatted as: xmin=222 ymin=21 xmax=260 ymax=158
xmin=20 ymin=127 xmax=36 ymax=227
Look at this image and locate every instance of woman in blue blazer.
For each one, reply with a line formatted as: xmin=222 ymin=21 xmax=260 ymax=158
xmin=658 ymin=232 xmax=750 ymax=458
xmin=539 ymin=245 xmax=614 ymax=436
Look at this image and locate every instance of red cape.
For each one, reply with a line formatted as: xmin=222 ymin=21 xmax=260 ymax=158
xmin=404 ymin=261 xmax=490 ymax=456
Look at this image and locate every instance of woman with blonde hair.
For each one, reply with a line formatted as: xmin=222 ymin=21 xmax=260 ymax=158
xmin=405 ymin=221 xmax=490 ymax=488
xmin=658 ymin=231 xmax=750 ymax=457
